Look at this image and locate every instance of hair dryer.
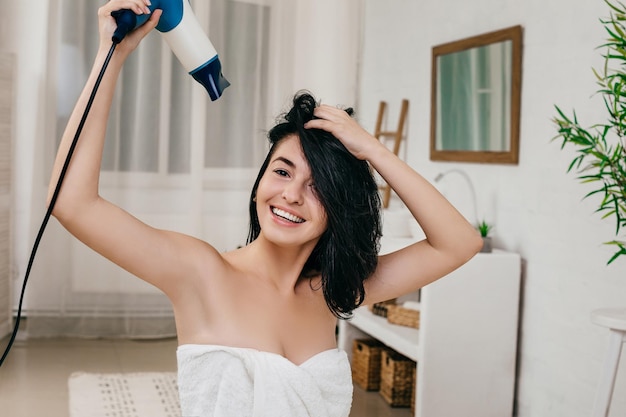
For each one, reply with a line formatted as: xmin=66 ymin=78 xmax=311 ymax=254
xmin=112 ymin=0 xmax=230 ymax=100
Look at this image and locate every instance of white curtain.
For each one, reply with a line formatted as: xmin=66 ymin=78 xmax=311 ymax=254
xmin=19 ymin=0 xmax=362 ymax=339
xmin=0 ymin=52 xmax=14 ymax=339
xmin=26 ymin=0 xmax=271 ymax=338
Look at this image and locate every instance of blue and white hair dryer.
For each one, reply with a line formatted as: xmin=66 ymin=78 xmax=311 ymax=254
xmin=112 ymin=0 xmax=230 ymax=100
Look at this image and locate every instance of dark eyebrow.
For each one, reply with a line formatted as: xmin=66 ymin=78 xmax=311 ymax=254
xmin=271 ymin=156 xmax=295 ymax=168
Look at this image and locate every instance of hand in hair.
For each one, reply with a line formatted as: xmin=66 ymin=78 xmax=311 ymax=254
xmin=307 ymin=98 xmax=482 ymax=305
xmin=304 ymin=105 xmax=381 ymax=161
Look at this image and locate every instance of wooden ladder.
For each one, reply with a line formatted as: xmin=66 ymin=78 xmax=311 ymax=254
xmin=373 ymin=99 xmax=409 ymax=208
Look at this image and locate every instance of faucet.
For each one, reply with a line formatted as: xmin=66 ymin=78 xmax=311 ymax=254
xmin=434 ymin=169 xmax=478 ymax=224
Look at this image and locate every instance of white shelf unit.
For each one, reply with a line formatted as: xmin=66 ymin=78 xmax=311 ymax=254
xmin=338 ymin=240 xmax=521 ymax=417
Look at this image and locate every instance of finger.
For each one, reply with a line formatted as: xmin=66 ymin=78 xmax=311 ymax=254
xmin=115 ymin=0 xmax=152 ymax=15
xmin=100 ymin=0 xmax=152 ymax=17
xmin=304 ymin=118 xmax=335 ymax=132
xmin=313 ymin=105 xmax=352 ymax=123
xmin=132 ymin=8 xmax=162 ymax=36
xmin=313 ymin=105 xmax=337 ymax=118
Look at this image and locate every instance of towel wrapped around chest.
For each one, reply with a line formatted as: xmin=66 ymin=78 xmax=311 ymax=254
xmin=177 ymin=344 xmax=353 ymax=417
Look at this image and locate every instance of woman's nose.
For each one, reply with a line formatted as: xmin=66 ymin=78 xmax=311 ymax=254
xmin=282 ymin=182 xmax=304 ymax=205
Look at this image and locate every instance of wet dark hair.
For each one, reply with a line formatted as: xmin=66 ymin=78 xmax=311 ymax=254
xmin=247 ymin=91 xmax=382 ymax=319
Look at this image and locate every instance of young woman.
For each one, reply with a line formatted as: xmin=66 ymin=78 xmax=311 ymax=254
xmin=49 ymin=1 xmax=483 ymax=415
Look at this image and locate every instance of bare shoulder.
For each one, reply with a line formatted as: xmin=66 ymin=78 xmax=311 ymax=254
xmin=110 ymin=226 xmax=231 ymax=304
xmin=159 ymin=229 xmax=230 ymax=284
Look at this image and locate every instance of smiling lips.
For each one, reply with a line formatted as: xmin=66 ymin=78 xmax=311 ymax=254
xmin=272 ymin=207 xmax=305 ymax=224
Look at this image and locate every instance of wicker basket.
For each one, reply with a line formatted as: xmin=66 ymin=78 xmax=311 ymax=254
xmin=379 ymin=349 xmax=416 ymax=407
xmin=351 ymin=339 xmax=387 ymax=390
xmin=369 ymin=299 xmax=397 ymax=318
xmin=411 ymin=368 xmax=417 ymax=414
xmin=387 ymin=304 xmax=420 ymax=328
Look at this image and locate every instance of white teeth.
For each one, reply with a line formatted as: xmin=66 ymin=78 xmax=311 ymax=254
xmin=272 ymin=207 xmax=305 ymax=223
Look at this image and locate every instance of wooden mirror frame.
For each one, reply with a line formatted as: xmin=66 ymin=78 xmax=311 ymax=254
xmin=430 ymin=25 xmax=523 ymax=164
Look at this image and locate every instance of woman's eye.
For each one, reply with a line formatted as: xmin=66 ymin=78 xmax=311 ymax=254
xmin=274 ymin=169 xmax=289 ymax=177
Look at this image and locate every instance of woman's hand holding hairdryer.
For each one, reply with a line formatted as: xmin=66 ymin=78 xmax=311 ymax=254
xmin=105 ymin=0 xmax=230 ymax=100
xmin=98 ymin=1 xmax=160 ymax=55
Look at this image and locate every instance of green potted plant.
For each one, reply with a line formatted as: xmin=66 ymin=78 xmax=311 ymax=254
xmin=552 ymin=0 xmax=626 ymax=264
xmin=476 ymin=220 xmax=493 ymax=253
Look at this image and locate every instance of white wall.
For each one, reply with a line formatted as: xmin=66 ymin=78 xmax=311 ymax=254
xmin=291 ymin=0 xmax=362 ymax=107
xmin=358 ymin=0 xmax=626 ymax=416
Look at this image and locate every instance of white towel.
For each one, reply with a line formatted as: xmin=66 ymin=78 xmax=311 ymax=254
xmin=177 ymin=344 xmax=353 ymax=417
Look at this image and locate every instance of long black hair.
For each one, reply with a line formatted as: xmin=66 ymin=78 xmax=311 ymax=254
xmin=247 ymin=91 xmax=382 ymax=319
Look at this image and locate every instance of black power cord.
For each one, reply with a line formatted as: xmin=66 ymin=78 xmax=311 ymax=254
xmin=0 ymin=39 xmax=121 ymax=367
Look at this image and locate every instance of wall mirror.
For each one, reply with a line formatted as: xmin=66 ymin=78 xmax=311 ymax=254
xmin=430 ymin=25 xmax=522 ymax=164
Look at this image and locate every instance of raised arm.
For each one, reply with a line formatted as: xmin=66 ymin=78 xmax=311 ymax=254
xmin=48 ymin=1 xmax=221 ymax=299
xmin=49 ymin=1 xmax=155 ymax=212
xmin=305 ymin=105 xmax=483 ymax=304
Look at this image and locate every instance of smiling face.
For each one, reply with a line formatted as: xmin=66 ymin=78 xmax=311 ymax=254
xmin=255 ymin=135 xmax=328 ymax=248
